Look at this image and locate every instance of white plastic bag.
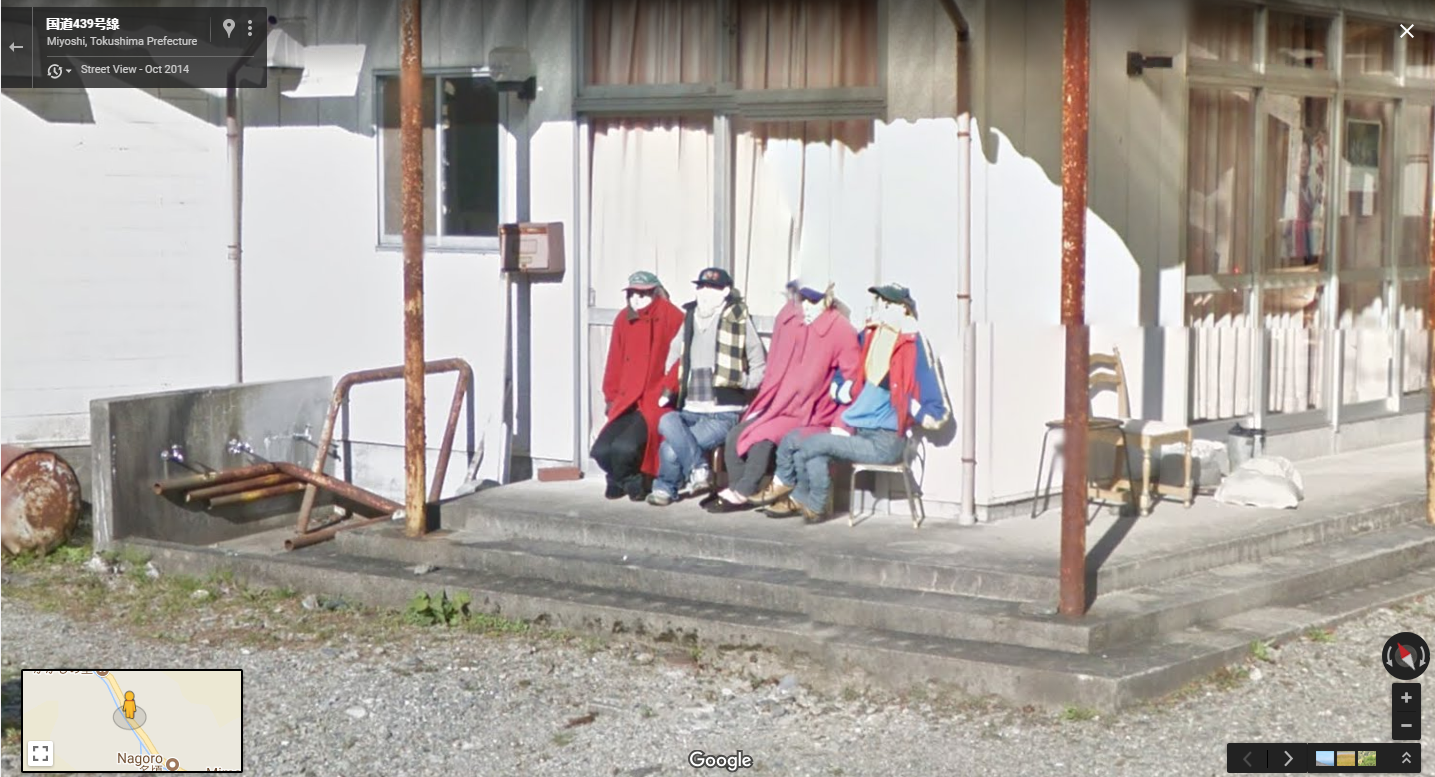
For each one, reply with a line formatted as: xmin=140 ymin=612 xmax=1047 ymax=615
xmin=1213 ymin=455 xmax=1304 ymax=509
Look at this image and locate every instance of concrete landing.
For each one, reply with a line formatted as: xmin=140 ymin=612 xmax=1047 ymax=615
xmin=116 ymin=441 xmax=1435 ymax=711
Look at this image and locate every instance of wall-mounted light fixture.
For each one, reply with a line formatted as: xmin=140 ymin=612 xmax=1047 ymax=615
xmin=472 ymin=46 xmax=537 ymax=100
xmin=1127 ymin=51 xmax=1174 ymax=77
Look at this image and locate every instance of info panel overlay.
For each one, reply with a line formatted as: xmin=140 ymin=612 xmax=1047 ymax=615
xmin=1 ymin=6 xmax=267 ymax=89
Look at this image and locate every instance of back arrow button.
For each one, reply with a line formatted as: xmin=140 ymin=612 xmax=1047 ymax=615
xmin=7 ymin=41 xmax=21 ymax=52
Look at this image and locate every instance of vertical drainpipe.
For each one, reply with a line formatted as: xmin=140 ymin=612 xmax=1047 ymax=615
xmin=956 ymin=22 xmax=977 ymax=526
xmin=400 ymin=0 xmax=428 ymax=537
xmin=226 ymin=79 xmax=243 ymax=383
xmin=1426 ymin=117 xmax=1435 ymax=527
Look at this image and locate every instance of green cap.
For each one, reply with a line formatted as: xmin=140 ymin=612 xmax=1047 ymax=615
xmin=868 ymin=283 xmax=916 ymax=309
xmin=624 ymin=271 xmax=662 ymax=291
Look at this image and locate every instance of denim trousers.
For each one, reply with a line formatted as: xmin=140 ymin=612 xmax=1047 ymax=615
xmin=655 ymin=410 xmax=740 ymax=496
xmin=778 ymin=428 xmax=905 ymax=511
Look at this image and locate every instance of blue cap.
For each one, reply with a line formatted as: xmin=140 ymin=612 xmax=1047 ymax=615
xmin=797 ymin=287 xmax=825 ymax=303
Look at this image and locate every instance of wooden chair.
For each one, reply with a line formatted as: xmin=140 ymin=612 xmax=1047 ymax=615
xmin=848 ymin=434 xmax=926 ymax=530
xmin=1032 ymin=417 xmax=1134 ymax=518
xmin=1096 ymin=347 xmax=1194 ymax=514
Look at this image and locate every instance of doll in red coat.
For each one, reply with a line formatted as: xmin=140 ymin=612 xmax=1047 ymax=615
xmin=591 ymin=271 xmax=686 ymax=500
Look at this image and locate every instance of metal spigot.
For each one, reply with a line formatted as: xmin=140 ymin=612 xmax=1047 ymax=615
xmin=226 ymin=438 xmax=254 ymax=456
xmin=292 ymin=425 xmax=313 ymax=442
xmin=159 ymin=444 xmax=186 ymax=463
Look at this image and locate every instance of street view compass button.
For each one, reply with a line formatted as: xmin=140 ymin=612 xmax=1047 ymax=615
xmin=1382 ymin=632 xmax=1429 ymax=680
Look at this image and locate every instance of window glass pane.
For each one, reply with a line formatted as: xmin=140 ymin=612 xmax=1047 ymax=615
xmin=588 ymin=117 xmax=713 ymax=310
xmin=1338 ymin=100 xmax=1393 ymax=271
xmin=735 ymin=0 xmax=878 ymax=89
xmin=1189 ymin=4 xmax=1254 ymax=64
xmin=1343 ymin=19 xmax=1393 ymax=76
xmin=1264 ymin=95 xmax=1329 ymax=272
xmin=733 ymin=119 xmax=878 ymax=318
xmin=380 ymin=76 xmax=437 ymax=237
xmin=440 ymin=77 xmax=500 ymax=238
xmin=1408 ymin=28 xmax=1435 ymax=80
xmin=1262 ymin=94 xmax=1330 ymax=414
xmin=587 ymin=0 xmax=718 ymax=86
xmin=1188 ymin=289 xmax=1254 ymax=422
xmin=1400 ymin=279 xmax=1428 ymax=394
xmin=1338 ymin=280 xmax=1390 ymax=404
xmin=1187 ymin=88 xmax=1253 ymax=276
xmin=1267 ymin=11 xmax=1330 ymax=70
xmin=1398 ymin=104 xmax=1433 ymax=267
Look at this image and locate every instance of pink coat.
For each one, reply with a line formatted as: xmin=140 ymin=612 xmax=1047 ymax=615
xmin=736 ymin=302 xmax=862 ymax=456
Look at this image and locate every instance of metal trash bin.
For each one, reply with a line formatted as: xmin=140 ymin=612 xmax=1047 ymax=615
xmin=1227 ymin=424 xmax=1266 ymax=470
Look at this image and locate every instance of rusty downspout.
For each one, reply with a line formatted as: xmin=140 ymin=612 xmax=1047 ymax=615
xmin=1427 ymin=115 xmax=1435 ymax=527
xmin=1058 ymin=0 xmax=1092 ymax=618
xmin=400 ymin=0 xmax=428 ymax=538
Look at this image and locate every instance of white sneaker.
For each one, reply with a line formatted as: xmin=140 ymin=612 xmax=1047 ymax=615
xmin=680 ymin=466 xmax=713 ymax=497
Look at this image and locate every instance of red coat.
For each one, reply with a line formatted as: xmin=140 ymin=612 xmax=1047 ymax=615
xmin=602 ymin=298 xmax=685 ymax=476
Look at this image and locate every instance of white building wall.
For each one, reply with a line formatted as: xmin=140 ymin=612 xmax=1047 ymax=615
xmin=1 ymin=87 xmax=232 ymax=446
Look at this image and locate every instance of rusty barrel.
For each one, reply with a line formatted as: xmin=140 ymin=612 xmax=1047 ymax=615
xmin=1 ymin=445 xmax=82 ymax=557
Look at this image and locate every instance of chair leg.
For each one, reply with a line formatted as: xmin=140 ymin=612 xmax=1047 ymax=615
xmin=1183 ymin=430 xmax=1195 ymax=507
xmin=1139 ymin=439 xmax=1154 ymax=515
xmin=1032 ymin=427 xmax=1055 ymax=519
xmin=848 ymin=469 xmax=855 ymax=527
xmin=903 ymin=468 xmax=923 ymax=530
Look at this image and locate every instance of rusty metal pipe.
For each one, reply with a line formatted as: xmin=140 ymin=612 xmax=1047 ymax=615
xmin=296 ymin=359 xmax=473 ymax=533
xmin=285 ymin=513 xmax=396 ymax=551
xmin=1426 ymin=113 xmax=1435 ymax=527
xmin=429 ymin=363 xmax=473 ymax=503
xmin=185 ymin=473 xmax=294 ymax=503
xmin=208 ymin=482 xmax=306 ymax=508
xmin=400 ymin=0 xmax=428 ymax=538
xmin=275 ymin=462 xmax=403 ymax=515
xmin=1058 ymin=0 xmax=1091 ymax=619
xmin=154 ymin=463 xmax=277 ymax=496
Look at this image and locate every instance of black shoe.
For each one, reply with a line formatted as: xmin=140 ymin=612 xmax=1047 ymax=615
xmin=604 ymin=482 xmax=625 ymax=500
xmin=624 ymin=476 xmax=648 ymax=502
xmin=706 ymin=498 xmax=752 ymax=514
xmin=697 ymin=493 xmax=722 ymax=509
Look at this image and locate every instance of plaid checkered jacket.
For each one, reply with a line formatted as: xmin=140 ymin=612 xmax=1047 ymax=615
xmin=674 ymin=296 xmax=751 ymax=409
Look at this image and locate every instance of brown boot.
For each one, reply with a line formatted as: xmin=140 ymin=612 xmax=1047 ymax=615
xmin=793 ymin=496 xmax=831 ymax=524
xmin=762 ymin=496 xmax=800 ymax=518
xmin=752 ymin=480 xmax=794 ymax=507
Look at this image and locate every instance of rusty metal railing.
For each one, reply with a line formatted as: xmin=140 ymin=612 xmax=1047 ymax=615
xmin=152 ymin=358 xmax=475 ymax=551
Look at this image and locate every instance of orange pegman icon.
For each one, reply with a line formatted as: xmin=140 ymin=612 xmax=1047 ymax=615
xmin=123 ymin=691 xmax=136 ymax=720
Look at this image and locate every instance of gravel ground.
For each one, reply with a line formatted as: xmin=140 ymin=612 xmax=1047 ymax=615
xmin=1 ymin=570 xmax=1428 ymax=777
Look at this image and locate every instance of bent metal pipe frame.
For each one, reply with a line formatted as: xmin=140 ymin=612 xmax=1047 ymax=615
xmin=296 ymin=358 xmax=475 ymax=534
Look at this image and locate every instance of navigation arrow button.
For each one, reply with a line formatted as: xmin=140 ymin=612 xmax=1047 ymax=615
xmin=1284 ymin=750 xmax=1293 ymax=767
xmin=7 ymin=41 xmax=21 ymax=52
xmin=1244 ymin=752 xmax=1253 ymax=767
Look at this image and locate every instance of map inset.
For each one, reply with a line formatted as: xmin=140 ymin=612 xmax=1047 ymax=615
xmin=22 ymin=670 xmax=241 ymax=772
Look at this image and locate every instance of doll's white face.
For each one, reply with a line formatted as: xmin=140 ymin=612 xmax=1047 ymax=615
xmin=801 ymin=299 xmax=823 ymax=325
xmin=628 ymin=291 xmax=653 ymax=312
xmin=695 ymin=286 xmax=727 ymax=314
xmin=875 ymin=298 xmax=908 ymax=329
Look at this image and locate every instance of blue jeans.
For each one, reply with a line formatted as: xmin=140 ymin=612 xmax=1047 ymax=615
xmin=655 ymin=410 xmax=740 ymax=496
xmin=785 ymin=429 xmax=905 ymax=511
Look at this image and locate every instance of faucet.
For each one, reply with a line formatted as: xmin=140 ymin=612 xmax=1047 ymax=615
xmin=227 ymin=438 xmax=254 ymax=456
xmin=159 ymin=444 xmax=186 ymax=463
xmin=292 ymin=425 xmax=313 ymax=442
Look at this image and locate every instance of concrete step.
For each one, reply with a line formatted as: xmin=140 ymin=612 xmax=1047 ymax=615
xmin=332 ymin=521 xmax=1435 ymax=655
xmin=132 ymin=533 xmax=1435 ymax=712
xmin=442 ymin=488 xmax=1424 ymax=601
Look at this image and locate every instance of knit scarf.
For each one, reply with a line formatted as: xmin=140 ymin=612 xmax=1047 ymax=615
xmin=678 ymin=298 xmax=749 ymax=398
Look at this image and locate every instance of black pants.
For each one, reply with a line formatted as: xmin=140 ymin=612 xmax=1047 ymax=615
xmin=722 ymin=418 xmax=777 ymax=498
xmin=591 ymin=409 xmax=648 ymax=491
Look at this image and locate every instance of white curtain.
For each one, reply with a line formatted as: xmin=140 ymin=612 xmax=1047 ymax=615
xmin=588 ymin=117 xmax=714 ymax=310
xmin=734 ymin=120 xmax=879 ymax=317
xmin=587 ymin=0 xmax=717 ymax=86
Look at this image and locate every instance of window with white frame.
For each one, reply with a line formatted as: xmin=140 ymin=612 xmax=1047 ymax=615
xmin=1184 ymin=5 xmax=1435 ymax=426
xmin=581 ymin=0 xmax=883 ymax=317
xmin=377 ymin=73 xmax=501 ymax=246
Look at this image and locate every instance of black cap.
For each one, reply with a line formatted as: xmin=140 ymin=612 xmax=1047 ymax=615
xmin=694 ymin=267 xmax=734 ymax=289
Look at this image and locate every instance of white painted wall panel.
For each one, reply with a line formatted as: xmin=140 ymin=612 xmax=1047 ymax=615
xmin=2 ymin=87 xmax=231 ymax=445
